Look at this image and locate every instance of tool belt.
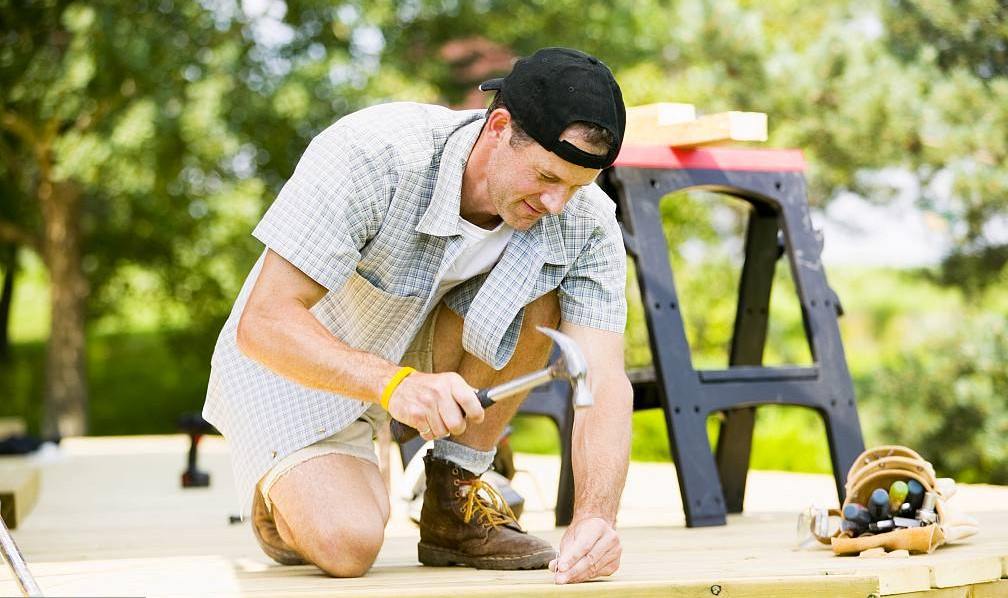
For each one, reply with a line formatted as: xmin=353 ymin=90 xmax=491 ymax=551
xmin=816 ymin=445 xmax=979 ymax=555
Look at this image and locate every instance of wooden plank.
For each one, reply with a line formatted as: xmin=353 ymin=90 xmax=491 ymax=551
xmin=0 ymin=461 xmax=39 ymax=529
xmin=893 ymin=579 xmax=1008 ymax=598
xmin=886 ymin=586 xmax=969 ymax=598
xmin=624 ymin=109 xmax=768 ymax=147
xmin=174 ymin=576 xmax=880 ymax=598
xmin=4 ymin=437 xmax=1008 ymax=598
xmin=929 ymin=556 xmax=1002 ymax=588
xmin=827 ymin=563 xmax=931 ymax=595
xmin=0 ymin=417 xmax=26 ymax=437
xmin=973 ymin=579 xmax=1008 ymax=598
xmin=626 ymin=102 xmax=696 ymax=133
xmin=0 ymin=557 xmax=879 ymax=598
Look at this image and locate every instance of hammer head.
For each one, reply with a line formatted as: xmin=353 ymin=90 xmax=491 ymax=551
xmin=536 ymin=326 xmax=593 ymax=409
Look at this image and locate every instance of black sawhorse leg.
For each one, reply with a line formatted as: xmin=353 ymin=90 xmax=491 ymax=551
xmin=601 ymin=155 xmax=865 ymax=527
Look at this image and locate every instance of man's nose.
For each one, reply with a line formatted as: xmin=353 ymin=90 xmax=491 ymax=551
xmin=540 ymin=187 xmax=568 ymax=215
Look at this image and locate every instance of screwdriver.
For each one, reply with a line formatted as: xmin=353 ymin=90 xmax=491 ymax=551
xmin=868 ymin=488 xmax=891 ymax=521
xmin=906 ymin=480 xmax=925 ymax=512
xmin=889 ymin=480 xmax=908 ymax=512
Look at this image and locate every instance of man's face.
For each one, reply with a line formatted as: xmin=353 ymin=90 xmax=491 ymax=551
xmin=485 ymin=125 xmax=603 ymax=231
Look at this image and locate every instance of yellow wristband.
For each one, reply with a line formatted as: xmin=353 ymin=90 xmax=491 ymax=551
xmin=381 ymin=366 xmax=416 ymax=411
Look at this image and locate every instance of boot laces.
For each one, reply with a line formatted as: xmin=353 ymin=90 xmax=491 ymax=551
xmin=458 ymin=478 xmax=519 ymax=528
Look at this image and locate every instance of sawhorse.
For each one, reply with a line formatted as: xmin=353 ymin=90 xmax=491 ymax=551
xmin=598 ymin=145 xmax=865 ymax=526
xmin=401 ymin=146 xmax=866 ymax=529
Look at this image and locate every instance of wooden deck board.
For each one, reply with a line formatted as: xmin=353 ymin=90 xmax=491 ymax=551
xmin=1 ymin=436 xmax=1006 ymax=597
xmin=0 ymin=458 xmax=40 ymax=529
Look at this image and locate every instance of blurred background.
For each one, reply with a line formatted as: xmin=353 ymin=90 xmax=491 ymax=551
xmin=1 ymin=0 xmax=1005 ymax=484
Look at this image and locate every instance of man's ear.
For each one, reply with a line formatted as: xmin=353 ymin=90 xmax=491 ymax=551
xmin=485 ymin=108 xmax=512 ymax=142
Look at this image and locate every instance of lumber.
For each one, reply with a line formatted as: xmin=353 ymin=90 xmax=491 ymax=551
xmin=0 ymin=417 xmax=26 ymax=438
xmin=894 ymin=579 xmax=1008 ymax=598
xmin=624 ymin=103 xmax=695 ymax=146
xmin=0 ymin=462 xmax=40 ymax=529
xmin=889 ymin=586 xmax=969 ymax=598
xmin=973 ymin=579 xmax=1008 ymax=598
xmin=3 ymin=436 xmax=1008 ymax=598
xmin=626 ymin=102 xmax=696 ymax=128
xmin=624 ymin=108 xmax=768 ymax=147
xmin=929 ymin=555 xmax=1002 ymax=588
xmin=830 ymin=563 xmax=931 ymax=594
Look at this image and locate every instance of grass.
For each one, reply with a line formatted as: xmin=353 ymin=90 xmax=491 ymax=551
xmin=0 ymin=330 xmax=215 ymax=436
xmin=9 ymin=251 xmax=50 ymax=343
xmin=510 ymin=404 xmax=831 ymax=472
xmin=1 ymin=250 xmax=859 ymax=473
xmin=4 ymin=324 xmax=833 ymax=473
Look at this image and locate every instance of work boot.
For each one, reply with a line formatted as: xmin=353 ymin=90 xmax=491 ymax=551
xmin=417 ymin=453 xmax=556 ymax=570
xmin=251 ymin=484 xmax=307 ymax=566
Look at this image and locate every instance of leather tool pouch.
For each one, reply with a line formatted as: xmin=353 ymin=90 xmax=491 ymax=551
xmin=807 ymin=445 xmax=978 ymax=556
xmin=830 ymin=445 xmax=946 ymax=555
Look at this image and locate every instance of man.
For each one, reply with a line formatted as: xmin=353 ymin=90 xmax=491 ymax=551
xmin=203 ymin=47 xmax=633 ymax=585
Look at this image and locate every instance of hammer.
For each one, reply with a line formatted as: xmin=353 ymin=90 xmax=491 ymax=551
xmin=390 ymin=326 xmax=592 ymax=443
xmin=0 ymin=504 xmax=42 ymax=597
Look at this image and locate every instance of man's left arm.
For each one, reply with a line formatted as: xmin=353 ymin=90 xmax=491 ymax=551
xmin=549 ymin=321 xmax=633 ymax=584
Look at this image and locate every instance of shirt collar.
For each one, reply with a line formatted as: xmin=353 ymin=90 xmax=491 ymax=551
xmin=415 ymin=114 xmax=568 ymax=266
xmin=416 ymin=118 xmax=483 ymax=237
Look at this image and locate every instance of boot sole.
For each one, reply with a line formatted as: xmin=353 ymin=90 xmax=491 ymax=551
xmin=252 ymin=487 xmax=307 ymax=566
xmin=418 ymin=542 xmax=555 ymax=570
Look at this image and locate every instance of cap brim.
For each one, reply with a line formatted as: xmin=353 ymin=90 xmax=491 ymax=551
xmin=478 ymin=78 xmax=504 ymax=92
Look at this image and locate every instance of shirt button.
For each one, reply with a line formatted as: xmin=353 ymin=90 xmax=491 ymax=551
xmin=271 ymin=450 xmax=277 ymax=459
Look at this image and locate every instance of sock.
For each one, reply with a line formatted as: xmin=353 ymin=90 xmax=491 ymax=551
xmin=432 ymin=439 xmax=496 ymax=476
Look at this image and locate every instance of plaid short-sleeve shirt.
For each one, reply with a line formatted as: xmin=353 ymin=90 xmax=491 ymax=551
xmin=203 ymin=102 xmax=627 ymax=513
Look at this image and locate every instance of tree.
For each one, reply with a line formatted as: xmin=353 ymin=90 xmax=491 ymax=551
xmin=0 ymin=1 xmax=268 ymax=435
xmin=881 ymin=0 xmax=1008 ymax=290
xmin=0 ymin=0 xmax=429 ymax=435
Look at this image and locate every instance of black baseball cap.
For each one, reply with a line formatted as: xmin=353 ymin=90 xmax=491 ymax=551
xmin=479 ymin=47 xmax=625 ymax=170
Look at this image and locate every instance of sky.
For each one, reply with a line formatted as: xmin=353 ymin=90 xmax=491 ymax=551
xmin=815 ymin=191 xmax=949 ymax=268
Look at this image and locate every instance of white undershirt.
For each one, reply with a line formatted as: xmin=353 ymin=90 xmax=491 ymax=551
xmin=430 ymin=217 xmax=515 ymax=308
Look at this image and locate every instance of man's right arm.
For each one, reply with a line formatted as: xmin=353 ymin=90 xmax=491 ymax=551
xmin=236 ymin=249 xmax=483 ymax=439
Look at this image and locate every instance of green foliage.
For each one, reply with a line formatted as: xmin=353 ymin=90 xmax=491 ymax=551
xmin=0 ymin=329 xmax=211 ymax=436
xmin=878 ymin=0 xmax=1008 ymax=282
xmin=513 ymin=405 xmax=831 ymax=474
xmin=858 ymin=313 xmax=1008 ymax=483
xmin=2 ymin=0 xmax=1007 ymax=480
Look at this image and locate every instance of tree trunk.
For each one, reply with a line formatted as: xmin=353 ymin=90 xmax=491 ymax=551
xmin=39 ymin=180 xmax=88 ymax=438
xmin=0 ymin=245 xmax=15 ymax=362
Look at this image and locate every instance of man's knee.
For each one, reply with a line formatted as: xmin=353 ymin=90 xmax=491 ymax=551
xmin=306 ymin=517 xmax=385 ymax=578
xmin=518 ymin=291 xmax=561 ymax=352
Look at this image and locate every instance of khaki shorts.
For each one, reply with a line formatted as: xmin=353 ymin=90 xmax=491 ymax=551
xmin=258 ymin=304 xmax=442 ymax=512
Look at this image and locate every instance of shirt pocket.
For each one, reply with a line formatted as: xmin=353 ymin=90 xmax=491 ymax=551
xmin=317 ymin=271 xmax=427 ymax=360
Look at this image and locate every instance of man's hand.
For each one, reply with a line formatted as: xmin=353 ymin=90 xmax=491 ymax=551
xmin=387 ymin=371 xmax=485 ymax=441
xmin=549 ymin=517 xmax=621 ymax=584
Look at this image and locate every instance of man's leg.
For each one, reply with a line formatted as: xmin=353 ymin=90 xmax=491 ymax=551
xmin=433 ymin=290 xmax=560 ymax=448
xmin=266 ymin=453 xmax=389 ymax=577
xmin=414 ymin=292 xmax=560 ymax=570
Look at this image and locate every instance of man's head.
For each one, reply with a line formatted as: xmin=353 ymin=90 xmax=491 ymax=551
xmin=476 ymin=48 xmax=625 ymax=230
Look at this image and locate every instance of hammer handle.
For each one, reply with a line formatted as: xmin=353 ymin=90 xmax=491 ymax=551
xmin=389 ymin=369 xmax=554 ymax=444
xmin=390 ymin=390 xmax=496 ymax=443
xmin=0 ymin=502 xmax=43 ymax=597
xmin=476 ymin=389 xmax=495 ymax=408
xmin=479 ymin=367 xmax=554 ymax=403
